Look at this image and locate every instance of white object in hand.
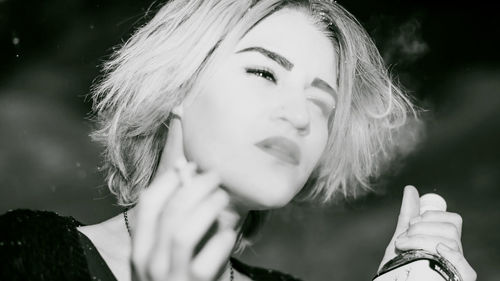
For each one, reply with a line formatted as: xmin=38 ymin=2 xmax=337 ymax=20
xmin=420 ymin=193 xmax=447 ymax=215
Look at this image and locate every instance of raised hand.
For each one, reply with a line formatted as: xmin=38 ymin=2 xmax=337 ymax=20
xmin=379 ymin=186 xmax=476 ymax=281
xmin=130 ymin=160 xmax=238 ymax=281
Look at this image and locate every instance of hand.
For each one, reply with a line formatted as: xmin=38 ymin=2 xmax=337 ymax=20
xmin=379 ymin=185 xmax=477 ymax=281
xmin=130 ymin=160 xmax=238 ymax=281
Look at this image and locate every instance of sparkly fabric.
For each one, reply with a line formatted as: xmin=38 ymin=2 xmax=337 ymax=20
xmin=0 ymin=209 xmax=91 ymax=280
xmin=0 ymin=209 xmax=303 ymax=281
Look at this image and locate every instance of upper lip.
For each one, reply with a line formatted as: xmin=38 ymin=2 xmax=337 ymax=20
xmin=254 ymin=136 xmax=302 ymax=166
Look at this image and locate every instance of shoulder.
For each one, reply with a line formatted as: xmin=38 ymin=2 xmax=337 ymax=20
xmin=231 ymin=258 xmax=303 ymax=281
xmin=0 ymin=209 xmax=90 ymax=280
xmin=0 ymin=208 xmax=81 ymax=228
xmin=0 ymin=209 xmax=83 ymax=246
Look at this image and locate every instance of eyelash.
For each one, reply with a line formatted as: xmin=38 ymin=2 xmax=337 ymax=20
xmin=245 ymin=67 xmax=277 ymax=83
xmin=308 ymin=97 xmax=335 ymax=117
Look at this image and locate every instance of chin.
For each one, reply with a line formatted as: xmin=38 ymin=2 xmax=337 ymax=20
xmin=225 ymin=175 xmax=303 ymax=210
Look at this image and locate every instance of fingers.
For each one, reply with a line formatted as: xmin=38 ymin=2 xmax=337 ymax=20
xmin=132 ymin=160 xmax=233 ymax=281
xmin=159 ymin=170 xmax=221 ymax=229
xmin=191 ymin=230 xmax=237 ymax=281
xmin=410 ymin=211 xmax=463 ymax=238
xmin=379 ymin=186 xmax=421 ymax=271
xmin=379 ymin=186 xmax=476 ymax=281
xmin=168 ymin=189 xmax=230 ymax=277
xmin=396 ymin=210 xmax=464 ymax=257
xmin=147 ymin=169 xmax=223 ymax=280
xmin=437 ymin=243 xmax=477 ymax=281
xmin=132 ymin=169 xmax=181 ymax=280
xmin=405 ymin=221 xmax=461 ymax=243
xmin=394 ymin=186 xmax=420 ymax=237
xmin=154 ymin=170 xmax=221 ymax=259
xmin=396 ymin=234 xmax=462 ymax=254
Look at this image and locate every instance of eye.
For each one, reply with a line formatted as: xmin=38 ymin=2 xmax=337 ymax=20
xmin=308 ymin=96 xmax=336 ymax=118
xmin=245 ymin=67 xmax=277 ymax=83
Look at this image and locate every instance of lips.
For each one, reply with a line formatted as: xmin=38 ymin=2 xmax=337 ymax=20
xmin=254 ymin=136 xmax=301 ymax=166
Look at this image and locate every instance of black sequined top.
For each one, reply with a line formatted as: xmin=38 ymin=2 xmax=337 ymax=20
xmin=0 ymin=209 xmax=303 ymax=281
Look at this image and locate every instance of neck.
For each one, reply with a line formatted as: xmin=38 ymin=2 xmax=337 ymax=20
xmin=123 ymin=202 xmax=247 ymax=280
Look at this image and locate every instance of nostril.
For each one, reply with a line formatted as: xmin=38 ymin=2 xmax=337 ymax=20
xmin=272 ymin=98 xmax=311 ymax=134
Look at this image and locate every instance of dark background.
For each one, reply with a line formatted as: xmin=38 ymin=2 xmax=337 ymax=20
xmin=1 ymin=1 xmax=499 ymax=280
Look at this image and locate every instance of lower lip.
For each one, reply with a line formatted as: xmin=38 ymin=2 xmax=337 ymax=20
xmin=255 ymin=145 xmax=300 ymax=166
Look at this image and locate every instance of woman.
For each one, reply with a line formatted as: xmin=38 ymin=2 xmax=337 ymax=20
xmin=0 ymin=0 xmax=476 ymax=280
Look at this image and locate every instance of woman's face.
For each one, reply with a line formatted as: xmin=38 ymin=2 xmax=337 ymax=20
xmin=181 ymin=8 xmax=338 ymax=209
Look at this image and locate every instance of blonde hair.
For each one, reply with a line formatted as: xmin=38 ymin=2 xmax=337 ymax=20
xmin=91 ymin=0 xmax=417 ymax=236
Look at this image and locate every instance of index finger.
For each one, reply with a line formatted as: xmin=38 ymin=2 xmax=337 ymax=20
xmin=133 ymin=169 xmax=181 ymax=266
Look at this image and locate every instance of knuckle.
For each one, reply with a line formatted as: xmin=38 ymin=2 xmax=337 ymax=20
xmin=453 ymin=213 xmax=463 ymax=226
xmin=450 ymin=240 xmax=461 ymax=251
xmin=449 ymin=224 xmax=461 ymax=238
xmin=442 ymin=222 xmax=458 ymax=236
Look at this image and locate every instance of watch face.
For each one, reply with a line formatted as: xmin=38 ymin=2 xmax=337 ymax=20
xmin=373 ymin=260 xmax=448 ymax=281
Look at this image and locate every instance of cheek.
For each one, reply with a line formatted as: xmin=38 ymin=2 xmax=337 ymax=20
xmin=180 ymin=69 xmax=330 ymax=208
xmin=181 ymin=77 xmax=258 ymax=169
xmin=306 ymin=120 xmax=329 ymax=164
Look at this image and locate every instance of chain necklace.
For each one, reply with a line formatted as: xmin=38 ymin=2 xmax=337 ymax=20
xmin=123 ymin=210 xmax=234 ymax=281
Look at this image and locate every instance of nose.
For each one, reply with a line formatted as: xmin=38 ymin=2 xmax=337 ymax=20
xmin=272 ymin=91 xmax=311 ymax=136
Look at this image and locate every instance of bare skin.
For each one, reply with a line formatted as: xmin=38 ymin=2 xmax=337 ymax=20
xmin=78 ymin=117 xmax=248 ymax=281
xmin=78 ymin=8 xmax=475 ymax=281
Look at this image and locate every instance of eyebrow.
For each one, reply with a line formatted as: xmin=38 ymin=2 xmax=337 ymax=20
xmin=311 ymin=77 xmax=337 ymax=100
xmin=236 ymin=46 xmax=294 ymax=71
xmin=236 ymin=46 xmax=337 ymax=99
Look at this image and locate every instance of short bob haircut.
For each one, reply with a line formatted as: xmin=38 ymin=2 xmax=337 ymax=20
xmin=91 ymin=0 xmax=416 ymax=242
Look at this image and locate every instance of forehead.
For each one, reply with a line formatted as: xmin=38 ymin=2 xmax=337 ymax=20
xmin=234 ymin=8 xmax=337 ymax=81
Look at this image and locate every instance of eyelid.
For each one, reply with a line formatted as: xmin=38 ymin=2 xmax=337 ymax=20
xmin=245 ymin=66 xmax=277 ymax=83
xmin=307 ymin=95 xmax=336 ymax=117
xmin=307 ymin=88 xmax=336 ymax=106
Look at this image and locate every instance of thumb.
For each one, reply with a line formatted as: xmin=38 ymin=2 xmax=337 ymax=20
xmin=379 ymin=185 xmax=421 ymax=271
xmin=393 ymin=185 xmax=420 ymax=237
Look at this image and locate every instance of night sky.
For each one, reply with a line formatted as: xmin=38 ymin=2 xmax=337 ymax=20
xmin=1 ymin=1 xmax=499 ymax=280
